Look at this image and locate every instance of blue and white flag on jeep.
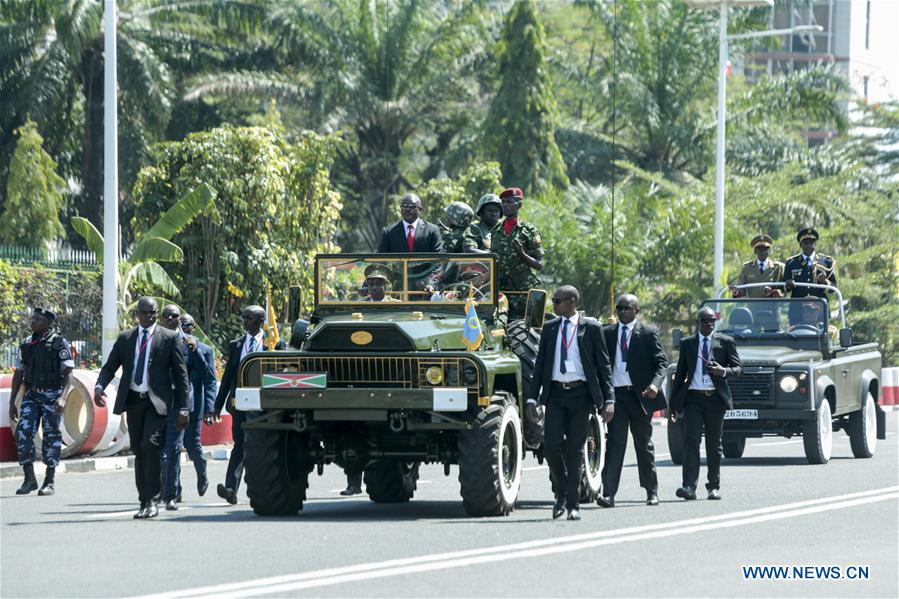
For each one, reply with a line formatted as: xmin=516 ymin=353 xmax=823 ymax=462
xmin=462 ymin=293 xmax=483 ymax=351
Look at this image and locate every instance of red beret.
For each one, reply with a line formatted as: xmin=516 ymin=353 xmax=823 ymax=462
xmin=499 ymin=187 xmax=523 ymax=199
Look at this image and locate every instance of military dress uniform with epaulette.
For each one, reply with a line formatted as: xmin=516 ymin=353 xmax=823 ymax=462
xmin=491 ymin=219 xmax=544 ymax=319
xmin=734 ymin=259 xmax=785 ymax=298
xmin=783 ymin=253 xmax=836 ymax=299
xmin=14 ymin=330 xmax=74 ymax=469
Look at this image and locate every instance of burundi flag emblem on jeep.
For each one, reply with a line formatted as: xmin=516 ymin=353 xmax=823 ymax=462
xmin=262 ymin=373 xmax=327 ymax=389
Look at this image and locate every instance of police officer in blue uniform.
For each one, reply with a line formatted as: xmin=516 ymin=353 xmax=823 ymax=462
xmin=8 ymin=308 xmax=74 ymax=495
xmin=783 ymin=227 xmax=837 ymax=299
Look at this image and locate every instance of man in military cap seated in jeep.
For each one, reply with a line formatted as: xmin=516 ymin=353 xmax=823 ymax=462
xmin=362 ymin=264 xmax=400 ymax=302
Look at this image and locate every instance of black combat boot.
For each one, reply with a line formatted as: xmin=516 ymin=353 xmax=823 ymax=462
xmin=16 ymin=463 xmax=38 ymax=495
xmin=38 ymin=466 xmax=55 ymax=496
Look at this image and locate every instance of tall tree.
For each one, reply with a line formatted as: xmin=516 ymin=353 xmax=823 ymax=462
xmin=484 ymin=0 xmax=568 ymax=192
xmin=187 ymin=0 xmax=493 ymax=251
xmin=0 ymin=0 xmax=263 ymax=234
xmin=0 ymin=120 xmax=66 ymax=249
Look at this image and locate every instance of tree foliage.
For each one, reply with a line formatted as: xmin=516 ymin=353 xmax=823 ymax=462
xmin=485 ymin=0 xmax=568 ymax=193
xmin=131 ymin=125 xmax=343 ymax=347
xmin=0 ymin=120 xmax=66 ymax=248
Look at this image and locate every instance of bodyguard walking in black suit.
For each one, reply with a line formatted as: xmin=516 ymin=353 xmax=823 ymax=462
xmin=93 ymin=297 xmax=190 ymax=519
xmin=212 ymin=305 xmax=285 ymax=505
xmin=377 ymin=193 xmax=444 ymax=253
xmin=526 ymin=285 xmax=615 ymax=521
xmin=669 ymin=307 xmax=742 ymax=501
xmin=598 ymin=294 xmax=668 ymax=508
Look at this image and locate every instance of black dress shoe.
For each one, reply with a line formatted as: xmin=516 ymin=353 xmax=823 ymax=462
xmin=198 ymin=475 xmax=209 ymax=497
xmin=567 ymin=508 xmax=581 ymax=521
xmin=38 ymin=482 xmax=55 ymax=496
xmin=134 ymin=505 xmax=149 ymax=519
xmin=165 ymin=499 xmax=179 ymax=511
xmin=217 ymin=483 xmax=237 ymax=504
xmin=552 ymin=497 xmax=566 ymax=520
xmin=596 ymin=495 xmax=615 ymax=508
xmin=676 ymin=486 xmax=697 ymax=500
xmin=646 ymin=492 xmax=659 ymax=506
xmin=707 ymin=489 xmax=722 ymax=500
xmin=145 ymin=503 xmax=159 ymax=518
xmin=16 ymin=478 xmax=38 ymax=495
xmin=339 ymin=485 xmax=362 ymax=496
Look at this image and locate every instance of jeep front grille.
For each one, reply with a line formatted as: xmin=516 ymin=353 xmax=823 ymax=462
xmin=240 ymin=353 xmax=482 ymax=401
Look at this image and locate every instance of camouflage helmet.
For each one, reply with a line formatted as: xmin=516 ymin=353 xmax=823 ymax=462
xmin=444 ymin=201 xmax=474 ymax=228
xmin=475 ymin=193 xmax=501 ymax=216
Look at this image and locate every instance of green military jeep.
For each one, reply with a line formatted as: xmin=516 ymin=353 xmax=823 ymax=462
xmin=667 ymin=283 xmax=884 ymax=465
xmin=233 ymin=253 xmax=604 ymax=516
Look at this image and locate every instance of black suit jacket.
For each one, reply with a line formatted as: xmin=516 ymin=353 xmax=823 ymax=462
xmin=214 ymin=333 xmax=286 ymax=415
xmin=377 ymin=220 xmax=444 ymax=253
xmin=529 ymin=316 xmax=615 ymax=411
xmin=96 ymin=326 xmax=190 ymax=416
xmin=603 ymin=321 xmax=669 ymax=415
xmin=670 ymin=333 xmax=742 ymax=411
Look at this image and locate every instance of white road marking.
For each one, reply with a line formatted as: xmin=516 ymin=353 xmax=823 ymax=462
xmin=522 ymin=465 xmax=548 ymax=472
xmin=132 ymin=486 xmax=898 ymax=599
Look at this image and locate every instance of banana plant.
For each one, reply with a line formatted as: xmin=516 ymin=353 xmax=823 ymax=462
xmin=72 ymin=183 xmax=217 ymax=345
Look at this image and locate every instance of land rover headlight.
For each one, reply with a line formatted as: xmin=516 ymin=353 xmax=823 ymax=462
xmin=779 ymin=375 xmax=799 ymax=393
xmin=426 ymin=366 xmax=444 ymax=385
xmin=461 ymin=364 xmax=478 ymax=386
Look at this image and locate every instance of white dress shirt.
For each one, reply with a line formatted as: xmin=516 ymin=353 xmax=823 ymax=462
xmin=129 ymin=323 xmax=157 ymax=393
xmin=551 ymin=314 xmax=585 ymax=383
xmin=241 ymin=331 xmax=265 ymax=360
xmin=756 ymin=259 xmax=767 ymax=272
xmin=689 ymin=333 xmax=716 ymax=391
xmin=611 ymin=320 xmax=635 ymax=388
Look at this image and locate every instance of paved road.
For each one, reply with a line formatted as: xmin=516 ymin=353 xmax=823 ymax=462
xmin=2 ymin=413 xmax=897 ymax=598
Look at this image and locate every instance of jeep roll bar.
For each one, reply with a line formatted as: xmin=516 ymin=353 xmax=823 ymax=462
xmin=716 ymin=282 xmax=846 ymax=329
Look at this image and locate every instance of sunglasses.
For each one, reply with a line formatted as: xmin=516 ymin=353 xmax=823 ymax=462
xmin=162 ymin=313 xmax=180 ymax=319
xmin=551 ymin=297 xmax=573 ymax=304
xmin=700 ymin=318 xmax=717 ymax=324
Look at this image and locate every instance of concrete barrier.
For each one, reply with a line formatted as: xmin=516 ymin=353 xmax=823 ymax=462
xmin=882 ymin=367 xmax=898 ymax=406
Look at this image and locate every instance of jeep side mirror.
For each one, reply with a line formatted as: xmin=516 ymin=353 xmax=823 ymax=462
xmin=839 ymin=327 xmax=853 ymax=347
xmin=288 ymin=285 xmax=302 ymax=323
xmin=672 ymin=328 xmax=683 ymax=349
xmin=289 ymin=319 xmax=310 ymax=349
xmin=524 ymin=289 xmax=547 ymax=330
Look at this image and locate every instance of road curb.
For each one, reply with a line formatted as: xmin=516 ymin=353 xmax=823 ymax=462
xmin=0 ymin=445 xmax=233 ymax=479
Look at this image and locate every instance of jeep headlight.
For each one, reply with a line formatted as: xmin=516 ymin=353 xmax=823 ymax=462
xmin=425 ymin=366 xmax=444 ymax=385
xmin=779 ymin=375 xmax=799 ymax=393
xmin=461 ymin=364 xmax=478 ymax=386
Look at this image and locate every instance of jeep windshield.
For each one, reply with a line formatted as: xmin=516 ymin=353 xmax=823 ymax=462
xmin=314 ymin=253 xmax=496 ymax=307
xmin=700 ymin=298 xmax=831 ymax=340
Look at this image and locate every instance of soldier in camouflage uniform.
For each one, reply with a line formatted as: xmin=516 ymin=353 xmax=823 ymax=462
xmin=463 ymin=193 xmax=502 ymax=254
xmin=439 ymin=201 xmax=475 ymax=253
xmin=8 ymin=308 xmax=74 ymax=496
xmin=492 ymin=187 xmax=544 ymax=320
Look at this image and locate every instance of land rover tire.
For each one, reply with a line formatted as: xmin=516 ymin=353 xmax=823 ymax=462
xmin=506 ymin=320 xmax=542 ymax=447
xmin=579 ymin=410 xmax=605 ymax=502
xmin=847 ymin=391 xmax=877 ymax=458
xmin=458 ymin=392 xmax=523 ymax=516
xmin=803 ymin=398 xmax=833 ymax=465
xmin=722 ymin=435 xmax=746 ymax=459
xmin=245 ymin=428 xmax=312 ymax=516
xmin=364 ymin=461 xmax=420 ymax=502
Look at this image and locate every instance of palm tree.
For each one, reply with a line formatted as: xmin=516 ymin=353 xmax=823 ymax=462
xmin=70 ymin=182 xmax=216 ymax=333
xmin=0 ymin=0 xmax=263 ymax=231
xmin=186 ymin=0 xmax=494 ymax=250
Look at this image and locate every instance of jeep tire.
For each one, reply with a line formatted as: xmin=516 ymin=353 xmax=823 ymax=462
xmin=458 ymin=392 xmax=523 ymax=516
xmin=245 ymin=428 xmax=312 ymax=516
xmin=803 ymin=398 xmax=833 ymax=464
xmin=579 ymin=410 xmax=605 ymax=502
xmin=847 ymin=391 xmax=877 ymax=458
xmin=364 ymin=461 xmax=420 ymax=502
xmin=506 ymin=320 xmax=542 ymax=448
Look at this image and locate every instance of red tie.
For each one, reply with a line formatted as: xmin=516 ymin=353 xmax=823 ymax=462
xmin=406 ymin=224 xmax=415 ymax=252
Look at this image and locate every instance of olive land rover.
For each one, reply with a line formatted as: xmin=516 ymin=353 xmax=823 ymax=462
xmin=667 ymin=283 xmax=884 ymax=465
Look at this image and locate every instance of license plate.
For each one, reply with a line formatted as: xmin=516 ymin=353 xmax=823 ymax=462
xmin=724 ymin=409 xmax=758 ymax=420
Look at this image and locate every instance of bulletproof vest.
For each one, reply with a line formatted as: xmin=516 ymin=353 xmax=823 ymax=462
xmin=21 ymin=333 xmax=64 ymax=388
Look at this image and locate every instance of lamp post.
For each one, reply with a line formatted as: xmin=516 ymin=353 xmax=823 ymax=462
xmin=102 ymin=0 xmax=118 ymax=360
xmin=685 ymin=0 xmax=821 ymax=294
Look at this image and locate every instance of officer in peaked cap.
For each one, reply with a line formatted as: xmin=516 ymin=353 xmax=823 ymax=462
xmin=8 ymin=307 xmax=74 ymax=496
xmin=729 ymin=234 xmax=785 ymax=298
xmin=783 ymin=227 xmax=837 ymax=299
xmin=363 ymin=264 xmax=398 ymax=302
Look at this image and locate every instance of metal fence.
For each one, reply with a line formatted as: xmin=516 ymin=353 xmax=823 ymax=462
xmin=0 ymin=243 xmax=98 ymax=269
